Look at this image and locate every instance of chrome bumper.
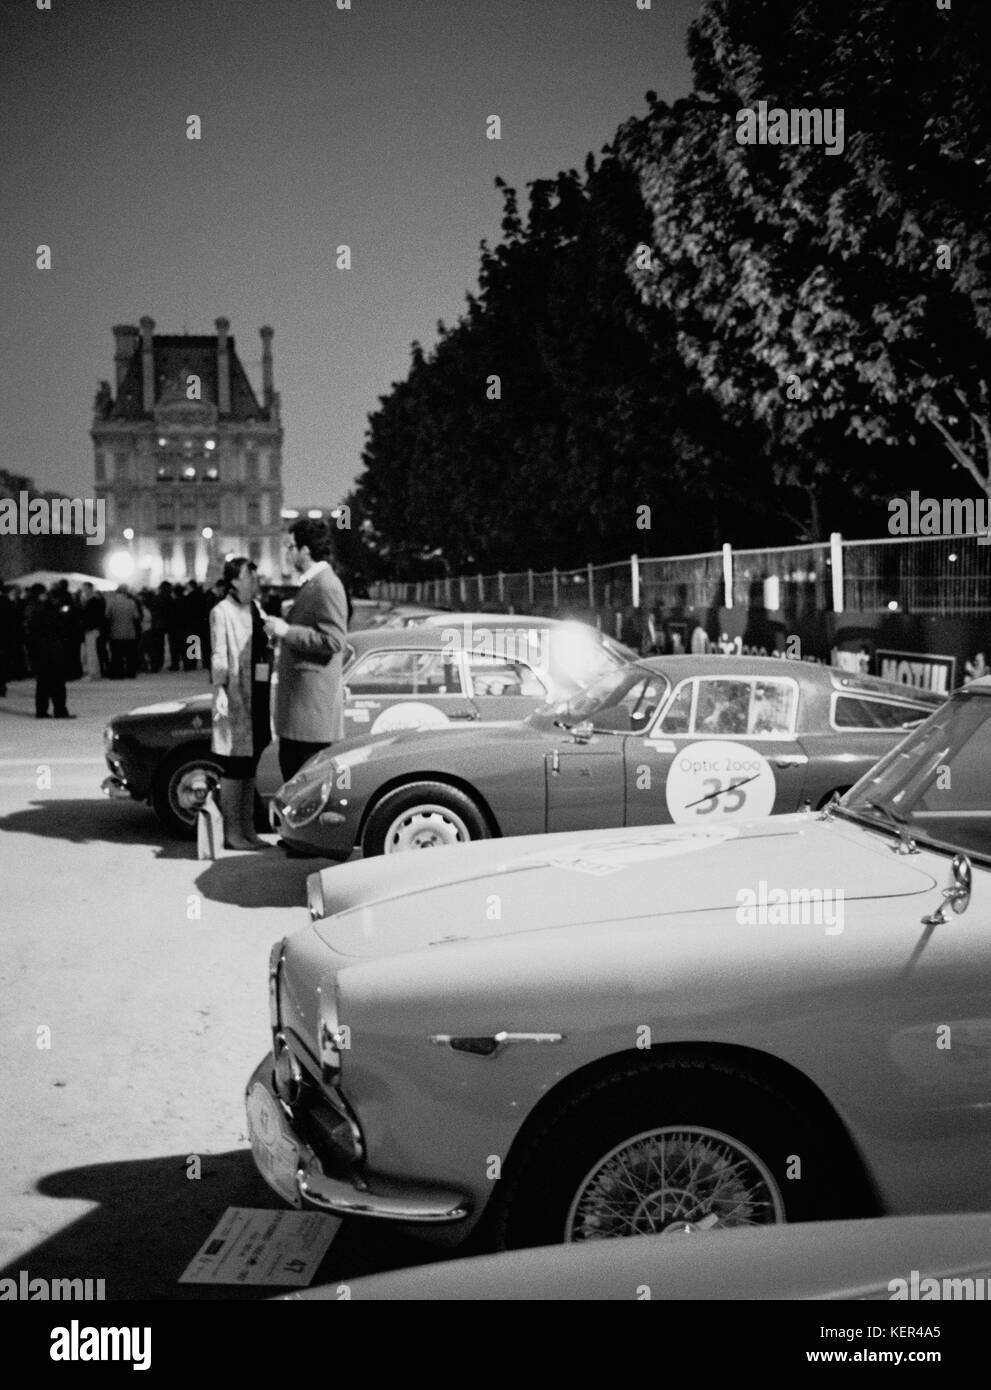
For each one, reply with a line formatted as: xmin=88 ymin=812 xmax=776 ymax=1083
xmin=101 ymin=775 xmax=132 ymax=801
xmin=245 ymin=1057 xmax=470 ymax=1225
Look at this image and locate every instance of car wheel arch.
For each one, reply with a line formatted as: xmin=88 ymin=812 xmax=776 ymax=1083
xmin=356 ymin=772 xmax=502 ymax=844
xmin=478 ymin=1040 xmax=879 ymax=1236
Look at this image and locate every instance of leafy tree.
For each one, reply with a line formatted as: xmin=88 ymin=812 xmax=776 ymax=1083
xmin=619 ymin=0 xmax=991 ymax=525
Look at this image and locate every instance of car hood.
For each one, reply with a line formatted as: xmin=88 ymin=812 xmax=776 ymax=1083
xmin=114 ymin=693 xmax=212 ymax=722
xmin=311 ymin=816 xmax=937 ymax=959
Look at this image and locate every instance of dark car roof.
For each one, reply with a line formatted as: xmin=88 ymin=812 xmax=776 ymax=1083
xmin=637 ymin=655 xmax=941 ymax=703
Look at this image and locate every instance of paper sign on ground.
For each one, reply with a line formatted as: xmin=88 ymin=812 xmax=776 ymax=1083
xmin=179 ymin=1206 xmax=341 ymax=1286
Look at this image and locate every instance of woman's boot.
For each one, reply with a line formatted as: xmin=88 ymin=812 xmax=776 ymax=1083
xmin=240 ymin=780 xmax=269 ymax=847
xmin=220 ymin=777 xmax=254 ymax=850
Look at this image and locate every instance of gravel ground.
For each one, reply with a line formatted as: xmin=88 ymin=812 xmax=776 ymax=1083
xmin=0 ymin=670 xmax=444 ymax=1298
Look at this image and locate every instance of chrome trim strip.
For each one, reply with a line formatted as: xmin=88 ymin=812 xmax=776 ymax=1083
xmin=298 ymin=1160 xmax=469 ymax=1223
xmin=430 ymin=1031 xmax=564 ymax=1055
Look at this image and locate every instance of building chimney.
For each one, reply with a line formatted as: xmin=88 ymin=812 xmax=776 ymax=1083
xmin=113 ymin=324 xmax=139 ymax=390
xmin=260 ymin=325 xmax=274 ymax=408
xmin=139 ymin=316 xmax=155 ymax=413
xmin=215 ymin=317 xmax=231 ymax=416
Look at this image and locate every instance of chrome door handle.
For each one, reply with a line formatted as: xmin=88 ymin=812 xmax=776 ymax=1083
xmin=774 ymin=755 xmax=808 ymax=768
xmin=449 ymin=711 xmax=478 ymax=720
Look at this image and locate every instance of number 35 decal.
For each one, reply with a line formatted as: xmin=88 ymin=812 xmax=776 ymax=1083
xmin=664 ymin=742 xmax=777 ymax=825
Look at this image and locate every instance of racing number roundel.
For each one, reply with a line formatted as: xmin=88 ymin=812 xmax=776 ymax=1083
xmin=370 ymin=702 xmax=451 ymax=735
xmin=664 ymin=740 xmax=776 ymax=824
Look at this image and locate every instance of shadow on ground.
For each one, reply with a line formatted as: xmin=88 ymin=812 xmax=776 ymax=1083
xmin=195 ymin=852 xmax=331 ymax=910
xmin=3 ymin=1149 xmax=448 ymax=1300
xmin=0 ymin=798 xmax=192 ymax=858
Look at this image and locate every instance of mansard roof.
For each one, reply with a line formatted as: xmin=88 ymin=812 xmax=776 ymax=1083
xmin=107 ymin=335 xmax=268 ymax=422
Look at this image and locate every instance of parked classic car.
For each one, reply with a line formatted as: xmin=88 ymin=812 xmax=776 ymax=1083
xmin=100 ymin=617 xmax=627 ymax=836
xmin=285 ymin=1212 xmax=991 ymax=1300
xmin=248 ymin=678 xmax=991 ymax=1249
xmin=272 ymin=655 xmax=940 ymax=858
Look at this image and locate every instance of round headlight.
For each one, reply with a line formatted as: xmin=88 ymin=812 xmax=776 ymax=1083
xmin=283 ymin=770 xmax=334 ymax=829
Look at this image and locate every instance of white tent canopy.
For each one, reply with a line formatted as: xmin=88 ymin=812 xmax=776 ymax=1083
xmin=6 ymin=571 xmax=117 ymax=592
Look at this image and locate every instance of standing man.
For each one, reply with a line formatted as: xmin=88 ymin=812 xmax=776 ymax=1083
xmin=105 ymin=584 xmax=141 ymax=678
xmin=25 ymin=587 xmax=74 ymax=718
xmin=79 ymin=582 xmax=106 ymax=679
xmin=264 ymin=518 xmax=348 ymax=783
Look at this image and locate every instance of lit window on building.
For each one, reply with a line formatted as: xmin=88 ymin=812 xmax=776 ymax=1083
xmin=205 ymin=466 xmax=218 ymax=481
xmin=157 ymin=466 xmax=173 ymax=482
xmin=183 ymin=466 xmax=196 ymax=480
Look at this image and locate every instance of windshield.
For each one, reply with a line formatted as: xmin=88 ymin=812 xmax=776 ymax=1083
xmin=530 ymin=663 xmax=669 ymax=733
xmin=838 ymin=689 xmax=991 ymax=862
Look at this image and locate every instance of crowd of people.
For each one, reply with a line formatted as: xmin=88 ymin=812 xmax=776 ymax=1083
xmin=0 ymin=577 xmax=259 ymax=716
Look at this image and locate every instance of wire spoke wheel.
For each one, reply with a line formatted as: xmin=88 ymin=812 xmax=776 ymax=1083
xmin=565 ymin=1125 xmax=786 ymax=1242
xmin=383 ymin=803 xmax=472 ymax=852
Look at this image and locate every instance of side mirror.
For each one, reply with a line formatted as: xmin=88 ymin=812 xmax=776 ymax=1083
xmin=571 ymin=720 xmax=594 ymax=744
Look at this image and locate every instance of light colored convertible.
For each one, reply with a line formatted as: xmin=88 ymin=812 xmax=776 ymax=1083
xmin=247 ymin=678 xmax=991 ymax=1249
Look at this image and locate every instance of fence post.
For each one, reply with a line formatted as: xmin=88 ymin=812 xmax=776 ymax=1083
xmin=445 ymin=576 xmax=452 ymax=607
xmin=527 ymin=569 xmax=534 ymax=608
xmin=477 ymin=572 xmax=484 ymax=603
xmin=631 ymin=554 xmax=640 ymax=610
xmin=552 ymin=568 xmax=559 ymax=610
xmin=459 ymin=575 xmax=467 ymax=606
xmin=587 ymin=562 xmax=594 ymax=612
xmin=722 ymin=543 xmax=734 ymax=609
xmin=830 ymin=532 xmax=844 ymax=613
xmin=498 ymin=571 xmax=505 ymax=605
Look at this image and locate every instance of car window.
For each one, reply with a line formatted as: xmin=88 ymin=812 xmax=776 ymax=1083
xmin=346 ymin=650 xmax=418 ymax=693
xmin=842 ymin=692 xmax=991 ymax=860
xmin=659 ymin=676 xmax=798 ymax=736
xmin=468 ymin=655 xmax=545 ymax=698
xmin=414 ymin=651 xmax=465 ymax=695
xmin=346 ymin=649 xmax=464 ymax=696
xmin=833 ymin=695 xmax=930 ymax=730
xmin=589 ymin=673 xmax=668 ymax=732
xmin=660 ymin=680 xmax=693 ymax=733
xmin=749 ymin=680 xmax=797 ymax=735
xmin=695 ymin=679 xmax=751 ymax=735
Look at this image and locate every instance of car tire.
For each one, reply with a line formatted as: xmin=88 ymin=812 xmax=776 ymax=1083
xmin=487 ymin=1054 xmax=852 ymax=1251
xmin=361 ymin=781 xmax=490 ymax=856
xmin=151 ymin=746 xmax=224 ymax=839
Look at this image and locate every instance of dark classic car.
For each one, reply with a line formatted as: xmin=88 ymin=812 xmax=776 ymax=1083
xmin=272 ymin=655 xmax=941 ymax=858
xmin=100 ymin=617 xmax=628 ymax=836
xmin=249 ymin=679 xmax=991 ymax=1249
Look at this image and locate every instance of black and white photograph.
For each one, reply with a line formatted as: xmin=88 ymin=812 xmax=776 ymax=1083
xmin=1 ymin=0 xmax=989 ymax=1356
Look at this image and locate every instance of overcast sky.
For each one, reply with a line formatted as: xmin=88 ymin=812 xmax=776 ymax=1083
xmin=2 ymin=0 xmax=697 ymax=507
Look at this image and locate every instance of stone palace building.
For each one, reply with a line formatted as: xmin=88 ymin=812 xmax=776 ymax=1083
xmin=91 ymin=317 xmax=284 ymax=585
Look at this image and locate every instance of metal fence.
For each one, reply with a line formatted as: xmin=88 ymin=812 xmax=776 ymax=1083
xmin=371 ymin=531 xmax=991 ymax=624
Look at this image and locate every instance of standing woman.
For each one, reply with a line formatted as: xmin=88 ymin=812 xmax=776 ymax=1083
xmin=209 ymin=557 xmax=273 ymax=849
